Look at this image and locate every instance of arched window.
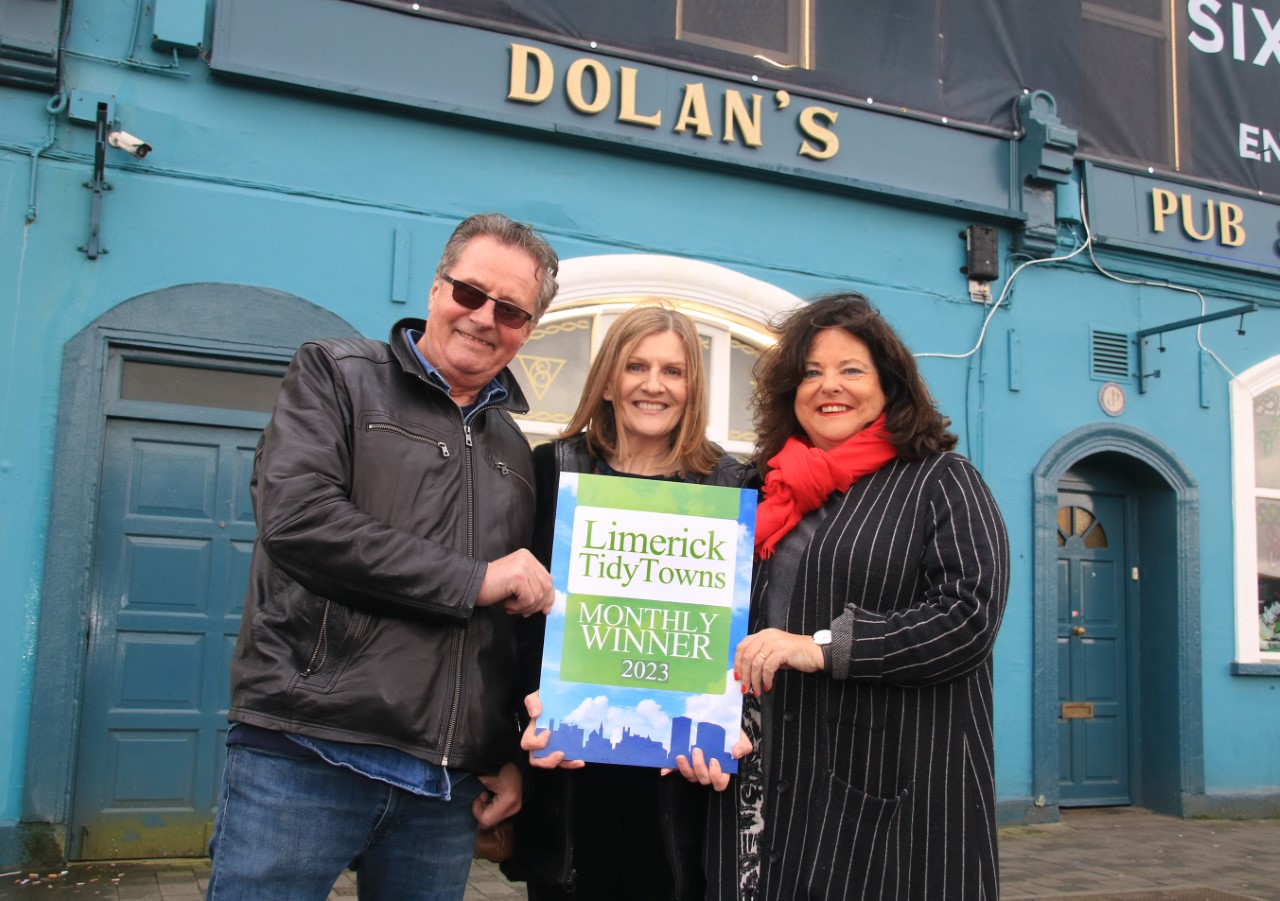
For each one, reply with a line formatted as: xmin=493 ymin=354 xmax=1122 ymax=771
xmin=1056 ymin=505 xmax=1108 ymax=549
xmin=1231 ymin=356 xmax=1280 ymax=665
xmin=514 ymin=255 xmax=801 ymax=458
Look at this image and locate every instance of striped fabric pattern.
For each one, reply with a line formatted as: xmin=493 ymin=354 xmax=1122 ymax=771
xmin=708 ymin=452 xmax=1010 ymax=901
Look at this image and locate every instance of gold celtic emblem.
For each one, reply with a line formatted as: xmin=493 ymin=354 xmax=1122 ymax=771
xmin=516 ymin=355 xmax=567 ymax=401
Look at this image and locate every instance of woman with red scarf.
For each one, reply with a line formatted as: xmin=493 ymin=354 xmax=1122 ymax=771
xmin=708 ymin=294 xmax=1010 ymax=901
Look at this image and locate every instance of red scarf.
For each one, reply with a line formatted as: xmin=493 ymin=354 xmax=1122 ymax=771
xmin=754 ymin=414 xmax=897 ymax=559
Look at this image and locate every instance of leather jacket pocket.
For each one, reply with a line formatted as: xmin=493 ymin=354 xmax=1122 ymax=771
xmin=486 ymin=451 xmax=534 ymax=496
xmin=295 ymin=598 xmax=369 ymax=693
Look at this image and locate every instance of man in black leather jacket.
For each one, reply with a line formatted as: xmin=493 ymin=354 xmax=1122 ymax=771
xmin=206 ymin=213 xmax=559 ymax=901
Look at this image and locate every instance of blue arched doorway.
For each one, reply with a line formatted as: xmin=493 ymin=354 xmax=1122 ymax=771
xmin=1032 ymin=424 xmax=1204 ymax=819
xmin=23 ymin=284 xmax=359 ymax=860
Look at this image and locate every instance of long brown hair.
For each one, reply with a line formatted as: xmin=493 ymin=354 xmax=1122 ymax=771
xmin=752 ymin=293 xmax=956 ymax=476
xmin=561 ymin=304 xmax=720 ymax=476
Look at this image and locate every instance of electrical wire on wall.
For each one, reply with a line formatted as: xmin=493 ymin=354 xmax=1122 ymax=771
xmin=915 ymin=183 xmax=1264 ymax=408
xmin=911 ymin=215 xmax=1093 ymax=467
xmin=1077 ymin=184 xmax=1250 ymax=393
xmin=915 ymin=227 xmax=1092 ymax=362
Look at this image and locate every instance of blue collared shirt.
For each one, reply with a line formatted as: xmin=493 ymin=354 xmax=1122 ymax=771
xmin=405 ymin=328 xmax=509 ymax=423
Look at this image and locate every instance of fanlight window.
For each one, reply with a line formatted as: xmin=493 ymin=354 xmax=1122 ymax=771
xmin=1056 ymin=505 xmax=1108 ymax=549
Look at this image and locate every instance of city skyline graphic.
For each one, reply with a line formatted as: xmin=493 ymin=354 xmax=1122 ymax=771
xmin=542 ymin=712 xmax=732 ymax=769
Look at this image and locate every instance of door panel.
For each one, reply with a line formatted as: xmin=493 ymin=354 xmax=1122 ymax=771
xmin=1057 ymin=488 xmax=1131 ymax=806
xmin=70 ymin=419 xmax=258 ymax=859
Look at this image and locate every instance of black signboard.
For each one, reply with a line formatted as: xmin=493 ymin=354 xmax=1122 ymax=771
xmin=349 ymin=0 xmax=1280 ymax=198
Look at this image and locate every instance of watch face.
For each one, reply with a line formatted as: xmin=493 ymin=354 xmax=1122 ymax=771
xmin=812 ymin=629 xmax=832 ymax=646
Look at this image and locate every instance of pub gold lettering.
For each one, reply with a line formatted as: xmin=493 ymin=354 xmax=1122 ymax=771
xmin=1151 ymin=188 xmax=1247 ymax=246
xmin=509 ymin=42 xmax=839 ymax=160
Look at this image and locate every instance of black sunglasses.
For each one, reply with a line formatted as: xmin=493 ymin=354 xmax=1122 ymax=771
xmin=440 ymin=274 xmax=534 ymax=329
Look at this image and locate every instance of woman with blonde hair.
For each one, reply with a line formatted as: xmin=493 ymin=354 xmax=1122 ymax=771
xmin=502 ymin=303 xmax=753 ymax=900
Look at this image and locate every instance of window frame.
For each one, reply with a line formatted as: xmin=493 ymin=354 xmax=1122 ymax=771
xmin=1230 ymin=354 xmax=1280 ymax=667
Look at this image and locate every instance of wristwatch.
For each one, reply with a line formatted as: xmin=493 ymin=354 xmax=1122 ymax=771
xmin=812 ymin=628 xmax=832 ymax=671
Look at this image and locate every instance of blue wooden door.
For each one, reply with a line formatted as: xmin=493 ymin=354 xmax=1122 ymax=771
xmin=70 ymin=418 xmax=258 ymax=858
xmin=1057 ymin=487 xmax=1131 ymax=806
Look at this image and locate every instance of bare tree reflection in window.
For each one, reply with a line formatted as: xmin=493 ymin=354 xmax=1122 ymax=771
xmin=676 ymin=0 xmax=813 ymax=70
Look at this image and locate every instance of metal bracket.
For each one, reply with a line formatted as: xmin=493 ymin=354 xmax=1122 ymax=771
xmin=80 ymin=102 xmax=111 ymax=260
xmin=1014 ymin=91 xmax=1078 ymax=256
xmin=1135 ymin=302 xmax=1258 ymax=393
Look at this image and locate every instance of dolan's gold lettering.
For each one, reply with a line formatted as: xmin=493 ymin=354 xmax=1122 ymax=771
xmin=1181 ymin=195 xmax=1216 ymax=241
xmin=1220 ymin=202 xmax=1246 ymax=246
xmin=798 ymin=106 xmax=839 ymax=160
xmin=618 ymin=67 xmax=662 ymax=128
xmin=509 ymin=43 xmax=553 ymax=103
xmin=1151 ymin=188 xmax=1178 ymax=233
xmin=566 ymin=58 xmax=611 ymax=114
xmin=505 ymin=45 xmax=844 ymax=163
xmin=723 ymin=91 xmax=763 ymax=147
xmin=674 ymin=84 xmax=714 ymax=137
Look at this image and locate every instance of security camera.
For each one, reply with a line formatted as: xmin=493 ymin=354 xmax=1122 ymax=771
xmin=107 ymin=131 xmax=153 ymax=159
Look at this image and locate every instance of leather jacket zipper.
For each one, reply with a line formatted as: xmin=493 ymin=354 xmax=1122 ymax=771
xmin=561 ymin=774 xmax=577 ymax=889
xmin=301 ymin=599 xmax=331 ymax=675
xmin=464 ymin=425 xmax=475 ymax=549
xmin=441 ymin=422 xmax=475 ymax=767
xmin=365 ymin=421 xmax=450 ymax=457
xmin=494 ymin=459 xmax=532 ymax=492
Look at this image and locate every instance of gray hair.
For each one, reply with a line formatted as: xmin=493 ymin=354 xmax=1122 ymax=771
xmin=436 ymin=213 xmax=560 ymax=321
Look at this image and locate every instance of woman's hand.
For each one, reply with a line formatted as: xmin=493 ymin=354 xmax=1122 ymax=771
xmin=666 ymin=736 xmax=753 ymax=791
xmin=520 ymin=691 xmax=586 ymax=770
xmin=734 ymin=627 xmax=825 ymax=697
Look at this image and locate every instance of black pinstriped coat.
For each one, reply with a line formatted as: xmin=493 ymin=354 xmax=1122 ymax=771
xmin=708 ymin=452 xmax=1010 ymax=901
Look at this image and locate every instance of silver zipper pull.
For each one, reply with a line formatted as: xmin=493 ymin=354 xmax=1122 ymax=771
xmin=464 ymin=425 xmax=473 ymax=448
xmin=438 ymin=441 xmax=450 ymax=458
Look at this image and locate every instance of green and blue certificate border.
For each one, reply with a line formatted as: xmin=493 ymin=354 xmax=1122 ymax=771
xmin=535 ymin=473 xmax=756 ymax=771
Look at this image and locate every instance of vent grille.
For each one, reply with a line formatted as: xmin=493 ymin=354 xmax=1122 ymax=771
xmin=1090 ymin=330 xmax=1131 ymax=380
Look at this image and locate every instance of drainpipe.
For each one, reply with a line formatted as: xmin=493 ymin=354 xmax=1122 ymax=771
xmin=25 ymin=92 xmax=68 ymax=224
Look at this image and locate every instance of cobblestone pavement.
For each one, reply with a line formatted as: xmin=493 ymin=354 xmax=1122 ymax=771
xmin=2 ymin=807 xmax=1276 ymax=899
xmin=998 ymin=807 xmax=1280 ymax=901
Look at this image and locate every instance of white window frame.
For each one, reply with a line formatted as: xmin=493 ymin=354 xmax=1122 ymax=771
xmin=1230 ymin=354 xmax=1280 ymax=666
xmin=523 ymin=254 xmax=803 ymax=455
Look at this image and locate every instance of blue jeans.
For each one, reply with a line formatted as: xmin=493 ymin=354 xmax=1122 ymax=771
xmin=206 ymin=745 xmax=484 ymax=901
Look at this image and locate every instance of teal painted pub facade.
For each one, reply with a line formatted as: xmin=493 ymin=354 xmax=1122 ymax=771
xmin=1 ymin=0 xmax=1277 ymax=866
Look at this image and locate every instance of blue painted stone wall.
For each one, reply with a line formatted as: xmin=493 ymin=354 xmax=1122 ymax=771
xmin=1 ymin=0 xmax=1277 ymax=861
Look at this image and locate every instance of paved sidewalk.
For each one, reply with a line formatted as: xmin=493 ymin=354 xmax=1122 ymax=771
xmin=998 ymin=807 xmax=1280 ymax=901
xmin=1 ymin=807 xmax=1277 ymax=899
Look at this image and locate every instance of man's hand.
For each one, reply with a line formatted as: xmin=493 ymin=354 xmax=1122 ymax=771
xmin=476 ymin=550 xmax=554 ymax=617
xmin=521 ymin=691 xmax=585 ymax=770
xmin=471 ymin=762 xmax=522 ymax=828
